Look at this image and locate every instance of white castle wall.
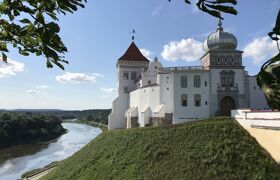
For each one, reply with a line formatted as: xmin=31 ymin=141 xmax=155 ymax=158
xmin=108 ymin=94 xmax=129 ymax=130
xmin=130 ymin=85 xmax=161 ymax=127
xmin=247 ymin=76 xmax=267 ymax=109
xmin=141 ymin=61 xmax=162 ymax=87
xmin=158 ymin=73 xmax=174 ymax=114
xmin=173 ymin=70 xmax=210 ymax=123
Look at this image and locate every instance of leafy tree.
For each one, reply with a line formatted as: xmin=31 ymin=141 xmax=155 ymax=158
xmin=0 ymin=0 xmax=87 ymax=69
xmin=257 ymin=10 xmax=280 ymax=110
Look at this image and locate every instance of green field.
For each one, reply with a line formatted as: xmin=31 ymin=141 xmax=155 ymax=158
xmin=42 ymin=118 xmax=280 ymax=180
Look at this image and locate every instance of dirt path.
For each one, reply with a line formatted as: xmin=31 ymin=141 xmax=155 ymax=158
xmin=22 ymin=167 xmax=55 ymax=180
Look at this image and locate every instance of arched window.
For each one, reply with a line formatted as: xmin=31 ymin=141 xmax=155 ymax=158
xmin=220 ymin=70 xmax=235 ymax=87
xmin=194 ymin=94 xmax=201 ymax=107
xmin=181 ymin=76 xmax=187 ymax=88
xmin=194 ymin=75 xmax=201 ymax=88
xmin=181 ymin=94 xmax=188 ymax=107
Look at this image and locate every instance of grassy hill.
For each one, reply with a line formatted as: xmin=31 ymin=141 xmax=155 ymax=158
xmin=42 ymin=118 xmax=280 ymax=180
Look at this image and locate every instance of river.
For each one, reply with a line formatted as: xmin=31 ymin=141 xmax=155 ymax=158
xmin=0 ymin=123 xmax=102 ymax=180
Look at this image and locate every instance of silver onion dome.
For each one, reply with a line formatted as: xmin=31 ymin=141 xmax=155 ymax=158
xmin=204 ymin=19 xmax=238 ymax=52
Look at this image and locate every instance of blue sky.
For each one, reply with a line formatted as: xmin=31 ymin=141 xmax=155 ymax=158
xmin=0 ymin=0 xmax=279 ymax=110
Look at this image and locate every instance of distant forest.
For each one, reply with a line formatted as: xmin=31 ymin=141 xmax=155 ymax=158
xmin=0 ymin=109 xmax=111 ymax=125
xmin=0 ymin=112 xmax=66 ymax=149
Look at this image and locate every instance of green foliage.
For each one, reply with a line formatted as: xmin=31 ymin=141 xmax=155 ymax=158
xmin=0 ymin=112 xmax=66 ymax=149
xmin=5 ymin=109 xmax=111 ymax=125
xmin=257 ymin=10 xmax=280 ymax=110
xmin=0 ymin=0 xmax=86 ymax=69
xmin=42 ymin=118 xmax=280 ymax=180
xmin=78 ymin=109 xmax=111 ymax=125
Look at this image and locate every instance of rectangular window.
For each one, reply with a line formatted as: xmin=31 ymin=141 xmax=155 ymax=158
xmin=181 ymin=94 xmax=188 ymax=107
xmin=194 ymin=94 xmax=201 ymax=107
xmin=148 ymin=80 xmax=151 ymax=84
xmin=205 ymin=81 xmax=207 ymax=87
xmin=181 ymin=76 xmax=187 ymax=88
xmin=131 ymin=71 xmax=137 ymax=80
xmin=194 ymin=75 xmax=201 ymax=88
xmin=123 ymin=72 xmax=129 ymax=80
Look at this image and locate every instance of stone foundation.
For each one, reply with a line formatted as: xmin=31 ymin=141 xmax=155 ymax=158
xmin=131 ymin=117 xmax=139 ymax=128
xmin=126 ymin=117 xmax=139 ymax=128
xmin=150 ymin=113 xmax=173 ymax=126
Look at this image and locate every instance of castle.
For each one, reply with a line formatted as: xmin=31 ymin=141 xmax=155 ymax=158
xmin=108 ymin=20 xmax=267 ymax=130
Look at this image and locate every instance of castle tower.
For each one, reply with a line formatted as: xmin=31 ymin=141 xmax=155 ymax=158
xmin=201 ymin=19 xmax=248 ymax=116
xmin=108 ymin=40 xmax=150 ymax=130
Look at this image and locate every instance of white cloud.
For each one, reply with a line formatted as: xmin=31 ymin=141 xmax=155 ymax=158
xmin=36 ymin=85 xmax=50 ymax=89
xmin=140 ymin=48 xmax=154 ymax=60
xmin=92 ymin=73 xmax=104 ymax=78
xmin=0 ymin=59 xmax=24 ymax=77
xmin=161 ymin=38 xmax=204 ymax=62
xmin=101 ymin=88 xmax=116 ymax=93
xmin=56 ymin=72 xmax=103 ymax=84
xmin=26 ymin=89 xmax=45 ymax=95
xmin=244 ymin=36 xmax=278 ymax=65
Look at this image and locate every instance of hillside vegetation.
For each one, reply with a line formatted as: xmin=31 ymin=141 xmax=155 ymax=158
xmin=43 ymin=118 xmax=280 ymax=180
xmin=0 ymin=112 xmax=66 ymax=149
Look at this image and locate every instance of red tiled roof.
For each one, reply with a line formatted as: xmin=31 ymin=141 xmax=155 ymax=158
xmin=118 ymin=42 xmax=149 ymax=62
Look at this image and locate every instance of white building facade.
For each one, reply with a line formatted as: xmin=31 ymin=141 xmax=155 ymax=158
xmin=108 ymin=21 xmax=267 ymax=130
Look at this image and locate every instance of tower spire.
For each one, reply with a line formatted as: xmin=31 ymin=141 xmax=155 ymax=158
xmin=217 ymin=18 xmax=223 ymax=31
xmin=131 ymin=29 xmax=135 ymax=41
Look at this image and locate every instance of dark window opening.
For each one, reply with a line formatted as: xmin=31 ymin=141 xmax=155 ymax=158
xmin=181 ymin=94 xmax=188 ymax=107
xmin=123 ymin=72 xmax=129 ymax=80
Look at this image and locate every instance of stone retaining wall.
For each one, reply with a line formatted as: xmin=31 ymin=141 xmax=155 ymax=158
xmin=149 ymin=113 xmax=173 ymax=126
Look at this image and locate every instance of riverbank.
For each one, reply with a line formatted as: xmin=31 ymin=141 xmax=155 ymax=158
xmin=21 ymin=161 xmax=59 ymax=179
xmin=20 ymin=121 xmax=106 ymax=179
xmin=63 ymin=119 xmax=108 ymax=131
xmin=0 ymin=123 xmax=102 ymax=180
xmin=0 ymin=113 xmax=67 ymax=149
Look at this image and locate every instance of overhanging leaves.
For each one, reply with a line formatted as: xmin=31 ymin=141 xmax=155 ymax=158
xmin=257 ymin=9 xmax=280 ymax=110
xmin=0 ymin=0 xmax=87 ymax=69
xmin=169 ymin=0 xmax=238 ymax=19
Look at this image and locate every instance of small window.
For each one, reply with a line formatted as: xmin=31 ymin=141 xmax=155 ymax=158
xmin=148 ymin=80 xmax=151 ymax=85
xmin=194 ymin=75 xmax=201 ymax=88
xmin=181 ymin=94 xmax=188 ymax=107
xmin=181 ymin=76 xmax=187 ymax=88
xmin=205 ymin=101 xmax=208 ymax=105
xmin=123 ymin=72 xmax=129 ymax=80
xmin=155 ymin=66 xmax=158 ymax=69
xmin=253 ymin=86 xmax=256 ymax=90
xmin=194 ymin=94 xmax=201 ymax=107
xmin=124 ymin=87 xmax=129 ymax=93
xmin=205 ymin=81 xmax=207 ymax=87
xmin=167 ymin=76 xmax=169 ymax=79
xmin=131 ymin=71 xmax=137 ymax=80
xmin=167 ymin=87 xmax=169 ymax=91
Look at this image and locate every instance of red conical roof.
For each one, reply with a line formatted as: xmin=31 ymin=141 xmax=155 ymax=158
xmin=118 ymin=42 xmax=149 ymax=62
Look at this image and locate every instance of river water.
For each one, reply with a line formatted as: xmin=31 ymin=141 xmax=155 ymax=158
xmin=0 ymin=123 xmax=102 ymax=180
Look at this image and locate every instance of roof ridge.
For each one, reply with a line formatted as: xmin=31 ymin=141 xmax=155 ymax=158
xmin=118 ymin=42 xmax=149 ymax=62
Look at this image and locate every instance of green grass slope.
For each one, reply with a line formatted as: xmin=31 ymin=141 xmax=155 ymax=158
xmin=42 ymin=118 xmax=280 ymax=180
